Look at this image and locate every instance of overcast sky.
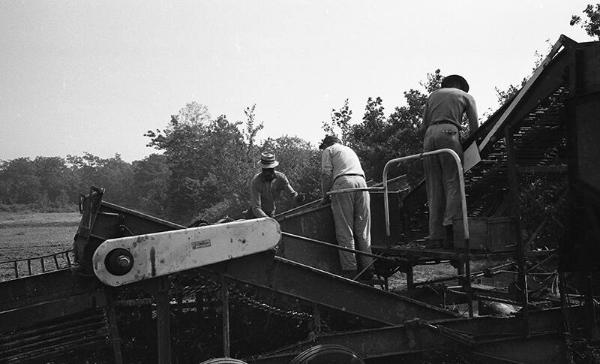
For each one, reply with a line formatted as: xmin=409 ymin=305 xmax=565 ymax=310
xmin=0 ymin=0 xmax=594 ymax=162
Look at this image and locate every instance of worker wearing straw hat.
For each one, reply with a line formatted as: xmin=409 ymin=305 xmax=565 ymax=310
xmin=249 ymin=152 xmax=302 ymax=218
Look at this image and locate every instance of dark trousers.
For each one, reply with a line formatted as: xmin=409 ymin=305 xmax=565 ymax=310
xmin=423 ymin=123 xmax=463 ymax=240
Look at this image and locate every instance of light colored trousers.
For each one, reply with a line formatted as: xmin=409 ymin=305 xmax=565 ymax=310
xmin=423 ymin=123 xmax=463 ymax=240
xmin=330 ymin=175 xmax=373 ymax=271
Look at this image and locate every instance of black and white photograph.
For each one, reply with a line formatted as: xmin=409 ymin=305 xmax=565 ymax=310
xmin=1 ymin=1 xmax=599 ymax=363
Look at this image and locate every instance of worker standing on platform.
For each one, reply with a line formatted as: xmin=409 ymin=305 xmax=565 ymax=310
xmin=249 ymin=152 xmax=303 ymax=218
xmin=422 ymin=74 xmax=478 ymax=249
xmin=319 ymin=135 xmax=374 ymax=281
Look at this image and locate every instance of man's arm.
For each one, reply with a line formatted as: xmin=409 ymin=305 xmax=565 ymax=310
xmin=250 ymin=179 xmax=268 ymax=218
xmin=321 ymin=149 xmax=333 ymax=200
xmin=280 ymin=174 xmax=298 ymax=199
xmin=465 ymin=94 xmax=479 ymax=134
xmin=321 ymin=173 xmax=333 ymax=199
xmin=419 ymin=100 xmax=431 ymax=135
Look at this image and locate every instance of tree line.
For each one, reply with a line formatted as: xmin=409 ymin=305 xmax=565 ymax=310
xmin=0 ymin=71 xmax=455 ymax=225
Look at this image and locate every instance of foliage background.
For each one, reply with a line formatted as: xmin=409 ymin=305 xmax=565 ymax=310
xmin=0 ymin=69 xmax=488 ymax=225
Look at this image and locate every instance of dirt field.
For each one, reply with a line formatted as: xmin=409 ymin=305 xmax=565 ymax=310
xmin=0 ymin=212 xmax=80 ymax=280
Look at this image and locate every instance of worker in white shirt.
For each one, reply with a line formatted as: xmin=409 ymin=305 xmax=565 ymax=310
xmin=319 ymin=135 xmax=373 ymax=281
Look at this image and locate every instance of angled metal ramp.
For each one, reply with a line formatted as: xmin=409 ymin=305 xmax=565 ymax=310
xmin=212 ymin=252 xmax=457 ymax=325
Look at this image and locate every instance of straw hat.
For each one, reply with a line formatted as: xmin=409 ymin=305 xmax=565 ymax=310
xmin=260 ymin=152 xmax=279 ymax=169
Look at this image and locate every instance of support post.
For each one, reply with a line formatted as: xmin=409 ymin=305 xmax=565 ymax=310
xmin=461 ymin=257 xmax=473 ymax=318
xmin=505 ymin=126 xmax=529 ymax=335
xmin=156 ymin=277 xmax=172 ymax=364
xmin=585 ymin=272 xmax=599 ymax=339
xmin=221 ymin=275 xmax=230 ymax=358
xmin=104 ymin=288 xmax=123 ymax=364
xmin=312 ymin=303 xmax=322 ymax=338
xmin=406 ymin=266 xmax=414 ymax=290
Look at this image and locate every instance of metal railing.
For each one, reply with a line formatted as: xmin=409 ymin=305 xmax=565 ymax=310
xmin=383 ymin=149 xmax=470 ymax=241
xmin=0 ymin=249 xmax=74 ymax=281
xmin=324 ymin=174 xmax=408 ymax=196
xmin=382 ymin=148 xmax=473 ymax=317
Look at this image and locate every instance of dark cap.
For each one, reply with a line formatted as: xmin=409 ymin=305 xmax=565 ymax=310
xmin=319 ymin=135 xmax=340 ymax=150
xmin=441 ymin=74 xmax=469 ymax=93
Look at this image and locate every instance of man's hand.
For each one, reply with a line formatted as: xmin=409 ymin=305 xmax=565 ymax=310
xmin=321 ymin=195 xmax=331 ymax=205
xmin=295 ymin=193 xmax=306 ymax=205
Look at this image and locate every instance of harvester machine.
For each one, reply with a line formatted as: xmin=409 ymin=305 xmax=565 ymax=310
xmin=1 ymin=185 xmax=459 ymax=364
xmin=2 ymin=35 xmax=600 ymax=363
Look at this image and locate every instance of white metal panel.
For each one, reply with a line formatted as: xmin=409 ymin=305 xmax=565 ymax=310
xmin=93 ymin=217 xmax=280 ymax=286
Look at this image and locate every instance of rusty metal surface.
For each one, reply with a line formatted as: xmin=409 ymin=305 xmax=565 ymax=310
xmin=0 ymin=309 xmax=110 ymax=363
xmin=248 ymin=307 xmax=584 ymax=364
xmin=218 ymin=253 xmax=457 ymax=324
xmin=276 ymin=190 xmax=406 ymax=273
xmin=0 ymin=270 xmax=101 ymax=312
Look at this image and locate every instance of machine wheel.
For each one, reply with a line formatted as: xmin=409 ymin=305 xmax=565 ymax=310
xmin=199 ymin=358 xmax=248 ymax=364
xmin=289 ymin=344 xmax=365 ymax=364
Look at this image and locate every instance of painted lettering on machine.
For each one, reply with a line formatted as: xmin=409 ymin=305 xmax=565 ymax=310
xmin=192 ymin=239 xmax=211 ymax=249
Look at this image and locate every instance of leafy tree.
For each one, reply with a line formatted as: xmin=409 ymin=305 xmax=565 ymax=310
xmin=176 ymin=101 xmax=211 ymax=125
xmin=325 ymin=70 xmax=444 ymax=186
xmin=242 ymin=104 xmax=264 ymax=163
xmin=146 ymin=104 xmax=253 ymax=223
xmin=33 ymin=157 xmax=75 ymax=208
xmin=194 ymin=115 xmax=250 ymax=221
xmin=67 ymin=153 xmax=134 ymax=206
xmin=571 ymin=3 xmax=600 ymax=40
xmin=0 ymin=158 xmax=41 ymax=204
xmin=348 ymin=97 xmax=390 ymax=180
xmin=322 ymin=99 xmax=353 ymax=144
xmin=131 ymin=154 xmax=170 ymax=216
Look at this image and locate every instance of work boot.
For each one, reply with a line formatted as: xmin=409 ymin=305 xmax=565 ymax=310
xmin=356 ymin=268 xmax=376 ymax=286
xmin=443 ymin=225 xmax=454 ymax=249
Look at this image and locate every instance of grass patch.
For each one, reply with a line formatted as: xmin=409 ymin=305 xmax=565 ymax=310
xmin=0 ymin=211 xmax=81 ymax=227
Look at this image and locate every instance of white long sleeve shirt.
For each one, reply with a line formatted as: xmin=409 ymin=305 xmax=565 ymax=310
xmin=321 ymin=143 xmax=364 ymax=196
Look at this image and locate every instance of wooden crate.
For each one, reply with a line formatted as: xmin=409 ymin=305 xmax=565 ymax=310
xmin=453 ymin=217 xmax=517 ymax=252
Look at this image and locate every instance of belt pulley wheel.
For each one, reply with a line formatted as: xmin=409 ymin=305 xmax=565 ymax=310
xmin=290 ymin=344 xmax=365 ymax=364
xmin=104 ymin=248 xmax=134 ymax=276
xmin=198 ymin=359 xmax=248 ymax=364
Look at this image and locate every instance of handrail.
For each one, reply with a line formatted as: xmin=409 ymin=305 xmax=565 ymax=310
xmin=326 ymin=186 xmax=383 ymax=195
xmin=277 ymin=174 xmax=409 ymax=219
xmin=382 ymin=149 xmax=469 ymax=240
xmin=0 ymin=249 xmax=73 ymax=281
xmin=324 ymin=175 xmax=408 ymax=196
xmin=382 ymin=148 xmax=473 ymax=317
